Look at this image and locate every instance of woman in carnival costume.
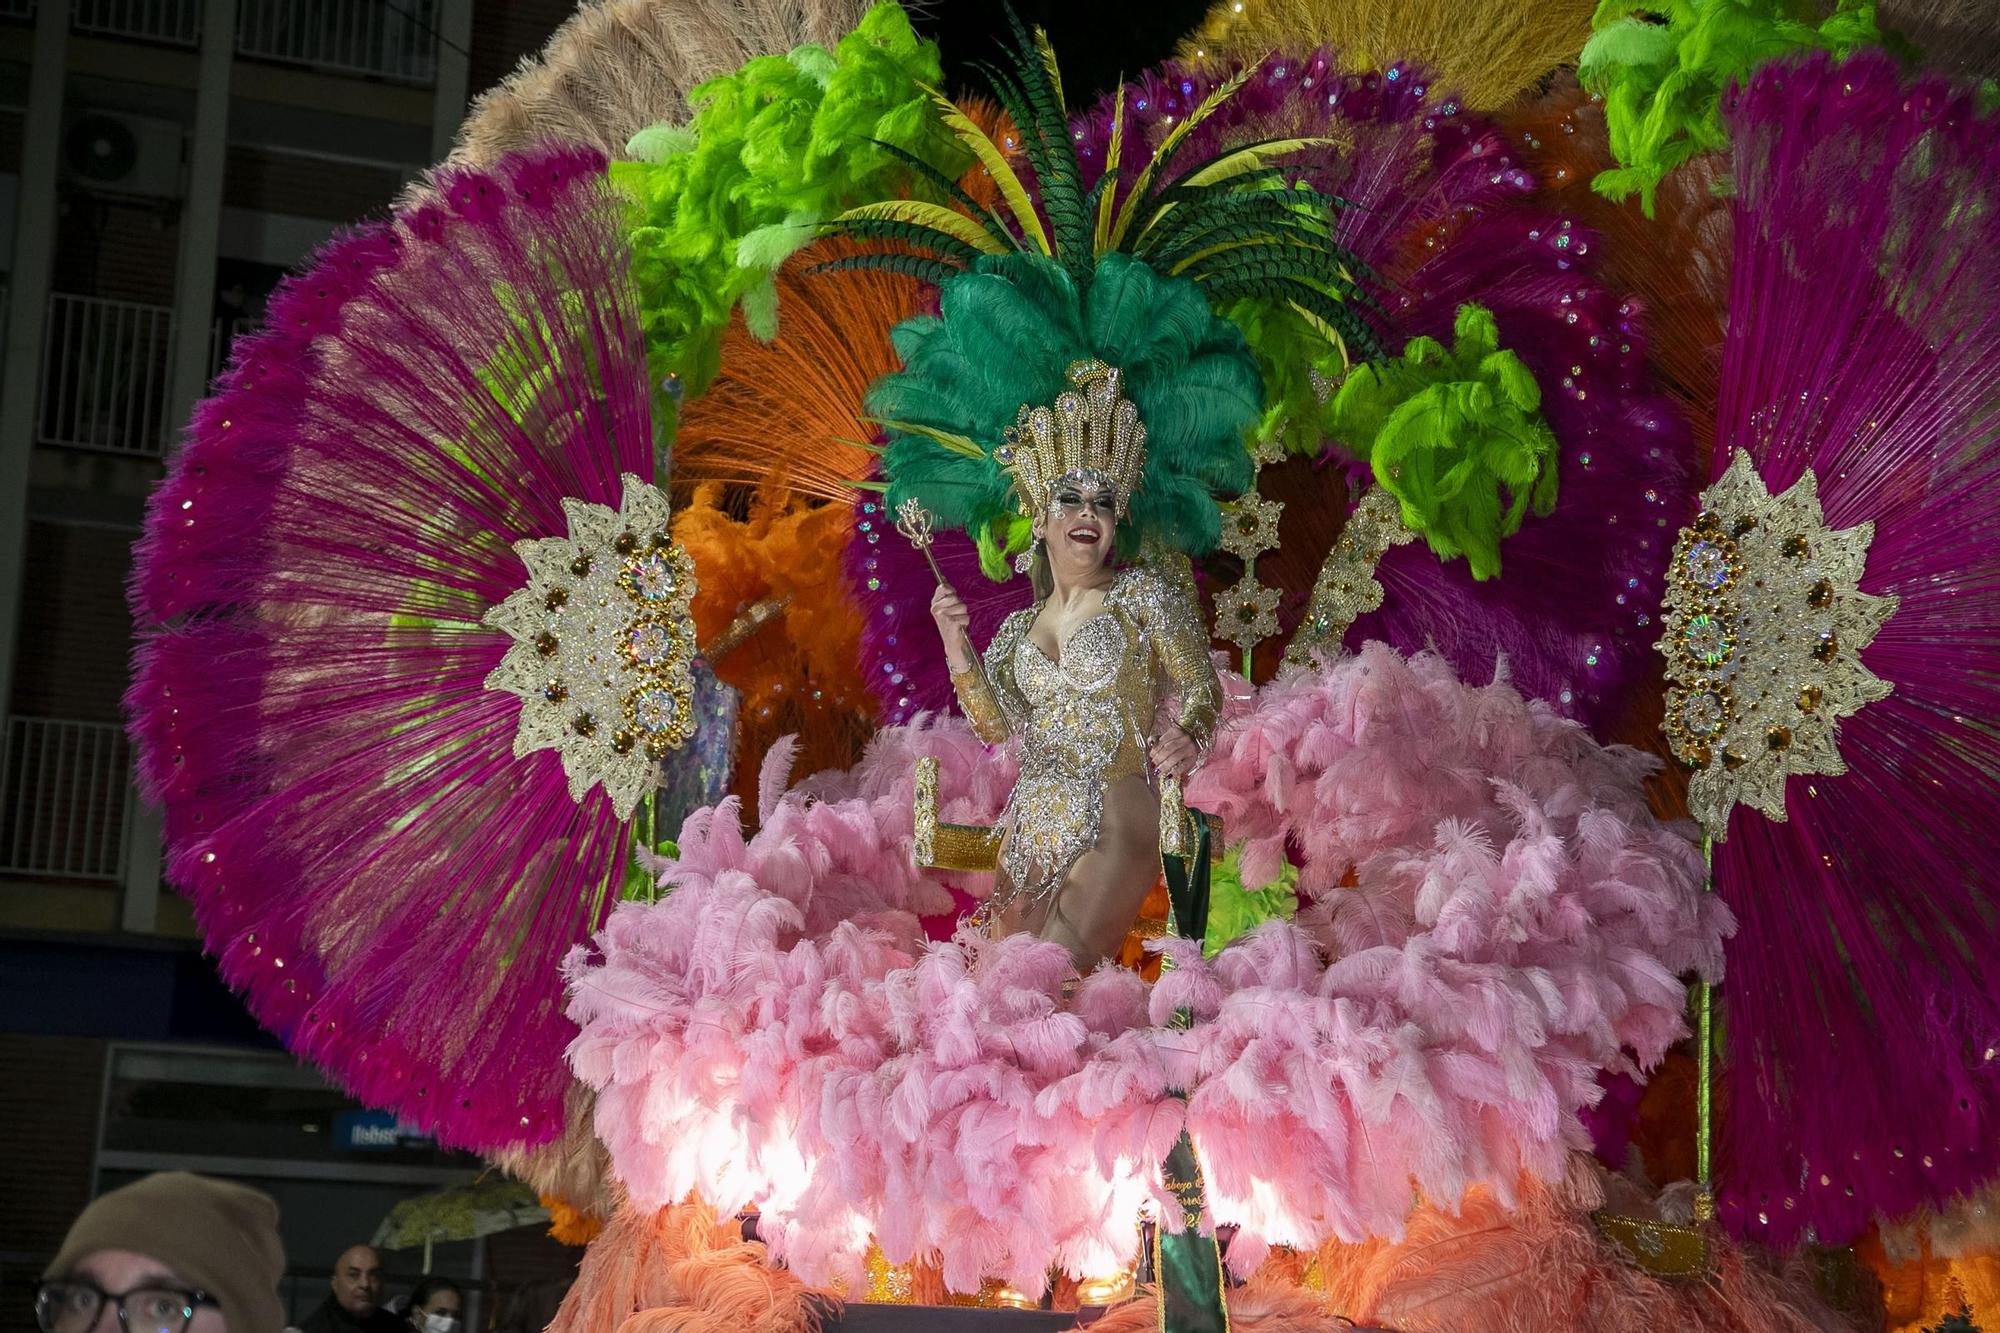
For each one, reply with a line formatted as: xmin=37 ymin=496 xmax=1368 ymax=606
xmin=927 ymin=361 xmax=1223 ymax=963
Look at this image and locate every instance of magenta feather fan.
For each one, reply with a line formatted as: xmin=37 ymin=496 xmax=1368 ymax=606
xmin=126 ymin=144 xmax=667 ymax=1151
xmin=1689 ymin=51 xmax=2000 ymax=1245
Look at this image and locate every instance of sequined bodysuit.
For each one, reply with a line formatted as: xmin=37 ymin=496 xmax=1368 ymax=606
xmin=950 ymin=566 xmax=1220 ymax=920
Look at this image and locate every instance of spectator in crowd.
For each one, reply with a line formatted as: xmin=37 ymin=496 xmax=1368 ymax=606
xmin=298 ymin=1247 xmax=401 ymax=1333
xmin=495 ymin=1280 xmax=568 ymax=1333
xmin=402 ymin=1279 xmax=461 ymax=1333
xmin=36 ymin=1172 xmax=285 ymax=1333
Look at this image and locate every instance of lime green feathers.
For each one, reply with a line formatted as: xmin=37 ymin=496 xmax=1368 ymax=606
xmin=1202 ymin=845 xmax=1298 ymax=959
xmin=817 ymin=10 xmax=1380 ymax=364
xmin=1328 ymin=305 xmax=1558 ymax=581
xmin=611 ymin=2 xmax=968 ymax=392
xmin=1579 ymin=0 xmax=1884 ymax=215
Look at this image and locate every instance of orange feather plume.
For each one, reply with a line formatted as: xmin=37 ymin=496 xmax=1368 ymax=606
xmin=670 ymin=247 xmax=920 ymax=505
xmin=548 ymin=1198 xmax=831 ymax=1333
xmin=675 ymin=485 xmax=873 ymax=810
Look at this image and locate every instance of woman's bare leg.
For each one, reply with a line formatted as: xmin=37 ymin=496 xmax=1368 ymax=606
xmin=1041 ymin=776 xmax=1159 ymax=968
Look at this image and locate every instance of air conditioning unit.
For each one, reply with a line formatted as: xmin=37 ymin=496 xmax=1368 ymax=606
xmin=61 ymin=111 xmax=186 ymax=200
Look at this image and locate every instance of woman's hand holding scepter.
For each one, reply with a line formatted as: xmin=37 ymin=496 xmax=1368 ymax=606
xmin=899 ymin=499 xmax=975 ymax=672
xmin=895 ymin=498 xmax=945 ymax=584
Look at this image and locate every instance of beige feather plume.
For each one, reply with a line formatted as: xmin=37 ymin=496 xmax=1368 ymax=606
xmin=489 ymin=1078 xmax=615 ymax=1219
xmin=449 ymin=0 xmax=870 ymax=168
xmin=1176 ymin=0 xmax=1594 ymax=112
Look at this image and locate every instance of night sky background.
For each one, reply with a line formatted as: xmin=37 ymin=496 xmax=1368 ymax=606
xmin=913 ymin=0 xmax=1217 ymax=105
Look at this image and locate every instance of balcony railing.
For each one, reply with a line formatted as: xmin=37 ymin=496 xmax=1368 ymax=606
xmin=39 ymin=293 xmax=177 ymax=456
xmin=21 ymin=0 xmax=436 ymax=81
xmin=72 ymin=0 xmax=199 ymax=44
xmin=38 ymin=294 xmax=258 ymax=457
xmin=0 ymin=716 xmax=134 ymax=882
xmin=238 ymin=0 xmax=438 ymax=84
xmin=209 ymin=313 xmax=252 ymax=379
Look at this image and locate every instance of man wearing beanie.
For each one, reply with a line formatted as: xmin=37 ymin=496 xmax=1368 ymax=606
xmin=38 ymin=1172 xmax=286 ymax=1333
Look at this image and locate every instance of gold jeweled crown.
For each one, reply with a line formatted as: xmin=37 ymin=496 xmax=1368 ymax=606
xmin=994 ymin=359 xmax=1147 ymax=518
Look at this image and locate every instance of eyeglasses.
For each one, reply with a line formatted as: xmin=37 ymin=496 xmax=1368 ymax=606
xmin=35 ymin=1282 xmax=218 ymax=1333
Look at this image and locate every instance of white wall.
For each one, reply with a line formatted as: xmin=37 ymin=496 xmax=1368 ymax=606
xmin=218 ymin=204 xmax=337 ymax=269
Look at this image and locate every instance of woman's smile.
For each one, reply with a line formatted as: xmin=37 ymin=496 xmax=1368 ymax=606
xmin=1065 ymin=522 xmax=1102 ymax=546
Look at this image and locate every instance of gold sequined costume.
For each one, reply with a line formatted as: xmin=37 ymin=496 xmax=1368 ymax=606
xmin=950 ymin=565 xmax=1220 ymax=924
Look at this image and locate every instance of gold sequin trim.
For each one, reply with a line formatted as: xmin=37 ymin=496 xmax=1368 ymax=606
xmin=1592 ymin=1210 xmax=1710 ymax=1277
xmin=996 ymin=360 xmax=1147 ymax=518
xmin=1284 ymin=485 xmax=1416 ymax=666
xmin=482 ymin=473 xmax=698 ymax=819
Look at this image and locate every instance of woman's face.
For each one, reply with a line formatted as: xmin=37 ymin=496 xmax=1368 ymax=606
xmin=1033 ymin=474 xmax=1116 ymax=580
xmin=412 ymin=1291 xmax=460 ymax=1330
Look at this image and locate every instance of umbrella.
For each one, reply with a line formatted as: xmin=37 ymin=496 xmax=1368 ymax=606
xmin=374 ymin=1179 xmax=548 ymax=1272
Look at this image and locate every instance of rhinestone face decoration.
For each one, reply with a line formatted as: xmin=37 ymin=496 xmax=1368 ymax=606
xmin=1657 ymin=450 xmax=1898 ymax=837
xmin=483 ymin=473 xmax=699 ymax=819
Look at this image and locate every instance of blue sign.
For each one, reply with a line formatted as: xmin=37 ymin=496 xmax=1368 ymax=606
xmin=334 ymin=1110 xmax=428 ymax=1151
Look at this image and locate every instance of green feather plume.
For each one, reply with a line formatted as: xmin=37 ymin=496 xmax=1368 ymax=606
xmin=865 ymin=252 xmax=1260 ymax=556
xmin=610 ymin=2 xmax=968 ymax=393
xmin=1202 ymin=844 xmax=1298 ymax=959
xmin=1327 ymin=305 xmax=1558 ymax=581
xmin=1578 ymin=0 xmax=1885 ymax=216
xmin=817 ymin=16 xmax=1379 ymax=370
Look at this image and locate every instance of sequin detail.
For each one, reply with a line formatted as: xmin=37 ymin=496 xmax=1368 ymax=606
xmin=1285 ymin=486 xmax=1417 ymax=665
xmin=1657 ymin=449 xmax=1898 ymax=836
xmin=949 ymin=566 xmax=1219 ymax=919
xmin=483 ymin=473 xmax=699 ymax=818
xmin=998 ymin=360 xmax=1147 ymax=518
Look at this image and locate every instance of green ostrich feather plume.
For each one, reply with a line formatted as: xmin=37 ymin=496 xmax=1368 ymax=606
xmin=1578 ymin=0 xmax=1884 ymax=216
xmin=611 ymin=2 xmax=967 ymax=393
xmin=865 ymin=252 xmax=1261 ymax=555
xmin=815 ymin=9 xmax=1381 ymax=363
xmin=820 ymin=9 xmax=1394 ymax=557
xmin=1327 ymin=304 xmax=1559 ymax=581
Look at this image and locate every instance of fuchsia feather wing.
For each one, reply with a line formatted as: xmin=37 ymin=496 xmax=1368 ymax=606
xmin=1704 ymin=51 xmax=2000 ymax=1245
xmin=126 ymin=145 xmax=658 ymax=1150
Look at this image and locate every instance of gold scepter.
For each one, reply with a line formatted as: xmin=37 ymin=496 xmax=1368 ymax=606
xmin=894 ymin=497 xmax=947 ymax=585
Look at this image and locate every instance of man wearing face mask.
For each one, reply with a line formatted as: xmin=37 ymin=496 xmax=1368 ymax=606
xmin=401 ymin=1280 xmax=461 ymax=1333
xmin=297 ymin=1247 xmax=401 ymax=1333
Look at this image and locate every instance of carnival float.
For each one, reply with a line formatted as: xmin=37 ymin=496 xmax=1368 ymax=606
xmin=125 ymin=0 xmax=2000 ymax=1327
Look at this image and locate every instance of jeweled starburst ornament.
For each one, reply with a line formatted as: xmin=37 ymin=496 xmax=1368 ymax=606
xmin=1657 ymin=449 xmax=1897 ymax=837
xmin=485 ymin=472 xmax=699 ymax=818
xmin=1214 ymin=577 xmax=1281 ymax=654
xmin=1218 ymin=491 xmax=1284 ymax=561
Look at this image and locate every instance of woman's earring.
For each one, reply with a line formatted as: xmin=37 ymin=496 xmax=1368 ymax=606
xmin=1013 ymin=550 xmax=1032 ymax=574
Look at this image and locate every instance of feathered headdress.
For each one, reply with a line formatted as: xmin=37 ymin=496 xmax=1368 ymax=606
xmin=995 ymin=359 xmax=1147 ymax=518
xmin=861 ymin=251 xmax=1260 ymax=554
xmin=820 ymin=12 xmax=1390 ymax=556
